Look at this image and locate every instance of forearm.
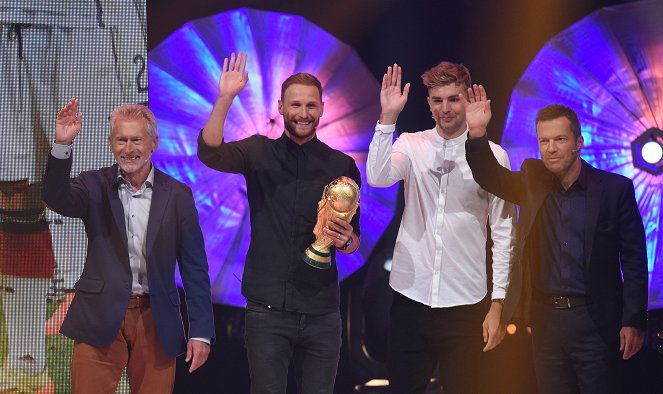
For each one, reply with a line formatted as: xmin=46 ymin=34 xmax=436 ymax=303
xmin=178 ymin=194 xmax=215 ymax=339
xmin=42 ymin=153 xmax=87 ymax=217
xmin=618 ymin=184 xmax=648 ymax=328
xmin=201 ymin=96 xmax=234 ymax=147
xmin=366 ymin=127 xmax=406 ymax=186
xmin=488 ymin=177 xmax=517 ymax=298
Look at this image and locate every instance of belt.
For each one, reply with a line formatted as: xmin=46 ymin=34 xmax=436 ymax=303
xmin=128 ymin=294 xmax=150 ymax=309
xmin=535 ymin=294 xmax=591 ymax=309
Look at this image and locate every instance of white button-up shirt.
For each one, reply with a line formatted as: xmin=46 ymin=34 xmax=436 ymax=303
xmin=367 ymin=124 xmax=516 ymax=307
xmin=117 ymin=168 xmax=154 ymax=295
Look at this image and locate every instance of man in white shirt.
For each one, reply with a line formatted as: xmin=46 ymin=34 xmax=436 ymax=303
xmin=366 ymin=62 xmax=516 ymax=394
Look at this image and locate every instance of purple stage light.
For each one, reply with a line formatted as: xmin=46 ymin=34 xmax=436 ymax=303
xmin=148 ymin=8 xmax=395 ymax=307
xmin=501 ymin=0 xmax=663 ymax=309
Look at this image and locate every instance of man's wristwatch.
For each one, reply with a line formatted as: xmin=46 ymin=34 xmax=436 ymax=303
xmin=340 ymin=237 xmax=353 ymax=251
xmin=492 ymin=298 xmax=505 ymax=305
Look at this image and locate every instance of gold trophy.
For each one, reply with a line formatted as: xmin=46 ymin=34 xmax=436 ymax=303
xmin=302 ymin=176 xmax=360 ymax=269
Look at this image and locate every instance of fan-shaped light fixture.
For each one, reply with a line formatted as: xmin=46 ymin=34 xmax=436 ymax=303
xmin=148 ymin=8 xmax=396 ymax=306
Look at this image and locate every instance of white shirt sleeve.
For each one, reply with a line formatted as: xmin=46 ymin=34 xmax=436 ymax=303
xmin=51 ymin=142 xmax=72 ymax=159
xmin=366 ymin=122 xmax=411 ymax=187
xmin=487 ymin=147 xmax=517 ymax=299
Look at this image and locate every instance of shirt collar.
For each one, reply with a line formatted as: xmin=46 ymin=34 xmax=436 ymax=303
xmin=279 ymin=131 xmax=322 ymax=154
xmin=551 ymin=160 xmax=588 ymax=192
xmin=433 ymin=128 xmax=468 ymax=146
xmin=116 ymin=165 xmax=155 ymax=189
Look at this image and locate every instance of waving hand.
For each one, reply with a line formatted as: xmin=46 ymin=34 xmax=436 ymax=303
xmin=462 ymin=84 xmax=491 ymax=139
xmin=55 ymin=98 xmax=83 ymax=145
xmin=218 ymin=51 xmax=249 ymax=100
xmin=379 ymin=64 xmax=410 ymax=125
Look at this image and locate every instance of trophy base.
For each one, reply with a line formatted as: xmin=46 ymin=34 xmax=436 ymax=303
xmin=302 ymin=246 xmax=331 ymax=269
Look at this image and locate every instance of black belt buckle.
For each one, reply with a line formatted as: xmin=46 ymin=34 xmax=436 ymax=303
xmin=551 ymin=296 xmax=571 ymax=309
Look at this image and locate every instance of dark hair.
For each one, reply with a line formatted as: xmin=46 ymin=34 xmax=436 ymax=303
xmin=281 ymin=73 xmax=323 ymax=100
xmin=421 ymin=61 xmax=472 ymax=91
xmin=109 ymin=103 xmax=158 ymax=139
xmin=536 ymin=104 xmax=582 ymax=139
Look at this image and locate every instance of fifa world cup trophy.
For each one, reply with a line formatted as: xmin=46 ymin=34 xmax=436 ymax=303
xmin=302 ymin=176 xmax=359 ymax=269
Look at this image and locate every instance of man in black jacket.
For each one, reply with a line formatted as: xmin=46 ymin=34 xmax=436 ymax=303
xmin=464 ymin=86 xmax=647 ymax=394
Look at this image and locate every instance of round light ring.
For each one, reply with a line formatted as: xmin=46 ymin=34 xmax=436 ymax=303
xmin=642 ymin=140 xmax=663 ymax=164
xmin=631 ymin=128 xmax=663 ymax=175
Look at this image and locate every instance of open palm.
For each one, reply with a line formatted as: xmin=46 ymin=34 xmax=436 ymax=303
xmin=218 ymin=51 xmax=249 ymax=99
xmin=55 ymin=98 xmax=83 ymax=144
xmin=463 ymin=84 xmax=492 ymax=136
xmin=380 ymin=64 xmax=410 ymax=124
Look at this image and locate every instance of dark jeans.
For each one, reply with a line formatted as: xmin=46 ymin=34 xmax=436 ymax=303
xmin=531 ymin=302 xmax=620 ymax=394
xmin=244 ymin=301 xmax=342 ymax=394
xmin=388 ymin=290 xmax=487 ymax=394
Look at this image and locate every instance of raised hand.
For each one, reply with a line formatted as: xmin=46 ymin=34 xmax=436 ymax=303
xmin=218 ymin=51 xmax=249 ymax=100
xmin=55 ymin=98 xmax=83 ymax=145
xmin=462 ymin=84 xmax=491 ymax=139
xmin=379 ymin=64 xmax=410 ymax=125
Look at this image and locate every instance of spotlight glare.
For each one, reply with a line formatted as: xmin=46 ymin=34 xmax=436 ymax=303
xmin=383 ymin=258 xmax=393 ymax=272
xmin=642 ymin=140 xmax=663 ymax=164
xmin=506 ymin=323 xmax=517 ymax=335
xmin=364 ymin=379 xmax=389 ymax=387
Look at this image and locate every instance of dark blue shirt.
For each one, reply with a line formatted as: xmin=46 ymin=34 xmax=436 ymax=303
xmin=532 ymin=163 xmax=588 ymax=296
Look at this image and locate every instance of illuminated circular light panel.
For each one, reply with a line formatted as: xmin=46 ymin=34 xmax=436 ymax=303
xmin=501 ymin=0 xmax=663 ymax=309
xmin=148 ymin=8 xmax=395 ymax=307
xmin=642 ymin=141 xmax=662 ymax=164
xmin=631 ymin=128 xmax=663 ymax=174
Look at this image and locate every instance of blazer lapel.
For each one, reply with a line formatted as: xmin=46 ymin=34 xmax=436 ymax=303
xmin=107 ymin=165 xmax=129 ymax=252
xmin=145 ymin=168 xmax=170 ymax=257
xmin=584 ymin=163 xmax=603 ymax=268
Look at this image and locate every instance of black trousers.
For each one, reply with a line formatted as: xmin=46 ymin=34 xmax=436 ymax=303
xmin=388 ymin=290 xmax=488 ymax=394
xmin=531 ymin=302 xmax=621 ymax=394
xmin=244 ymin=301 xmax=342 ymax=394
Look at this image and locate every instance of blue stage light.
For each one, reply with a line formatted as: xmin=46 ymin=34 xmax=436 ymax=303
xmin=148 ymin=8 xmax=396 ymax=307
xmin=501 ymin=0 xmax=663 ymax=309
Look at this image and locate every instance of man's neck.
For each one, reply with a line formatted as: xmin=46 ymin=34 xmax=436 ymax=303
xmin=436 ymin=125 xmax=465 ymax=140
xmin=285 ymin=130 xmax=316 ymax=146
xmin=121 ymin=165 xmax=152 ymax=192
xmin=557 ymin=159 xmax=582 ymax=190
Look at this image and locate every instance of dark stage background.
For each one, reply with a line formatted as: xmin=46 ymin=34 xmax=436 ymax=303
xmin=147 ymin=1 xmax=663 ymax=393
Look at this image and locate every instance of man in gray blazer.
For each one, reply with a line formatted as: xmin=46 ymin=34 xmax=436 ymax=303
xmin=42 ymin=99 xmax=215 ymax=393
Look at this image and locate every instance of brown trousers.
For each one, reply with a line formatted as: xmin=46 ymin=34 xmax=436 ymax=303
xmin=70 ymin=304 xmax=176 ymax=394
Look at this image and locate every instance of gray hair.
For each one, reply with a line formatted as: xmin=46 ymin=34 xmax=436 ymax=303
xmin=109 ymin=103 xmax=158 ymax=139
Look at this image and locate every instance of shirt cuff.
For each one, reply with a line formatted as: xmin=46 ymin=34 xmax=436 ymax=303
xmin=189 ymin=337 xmax=211 ymax=345
xmin=375 ymin=121 xmax=396 ymax=134
xmin=51 ymin=143 xmax=72 ymax=159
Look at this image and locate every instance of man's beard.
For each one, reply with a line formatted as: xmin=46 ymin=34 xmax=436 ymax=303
xmin=284 ymin=118 xmax=318 ymax=140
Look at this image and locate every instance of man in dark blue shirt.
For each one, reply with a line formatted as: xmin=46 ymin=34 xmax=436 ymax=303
xmin=197 ymin=51 xmax=361 ymax=394
xmin=463 ymin=88 xmax=647 ymax=394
